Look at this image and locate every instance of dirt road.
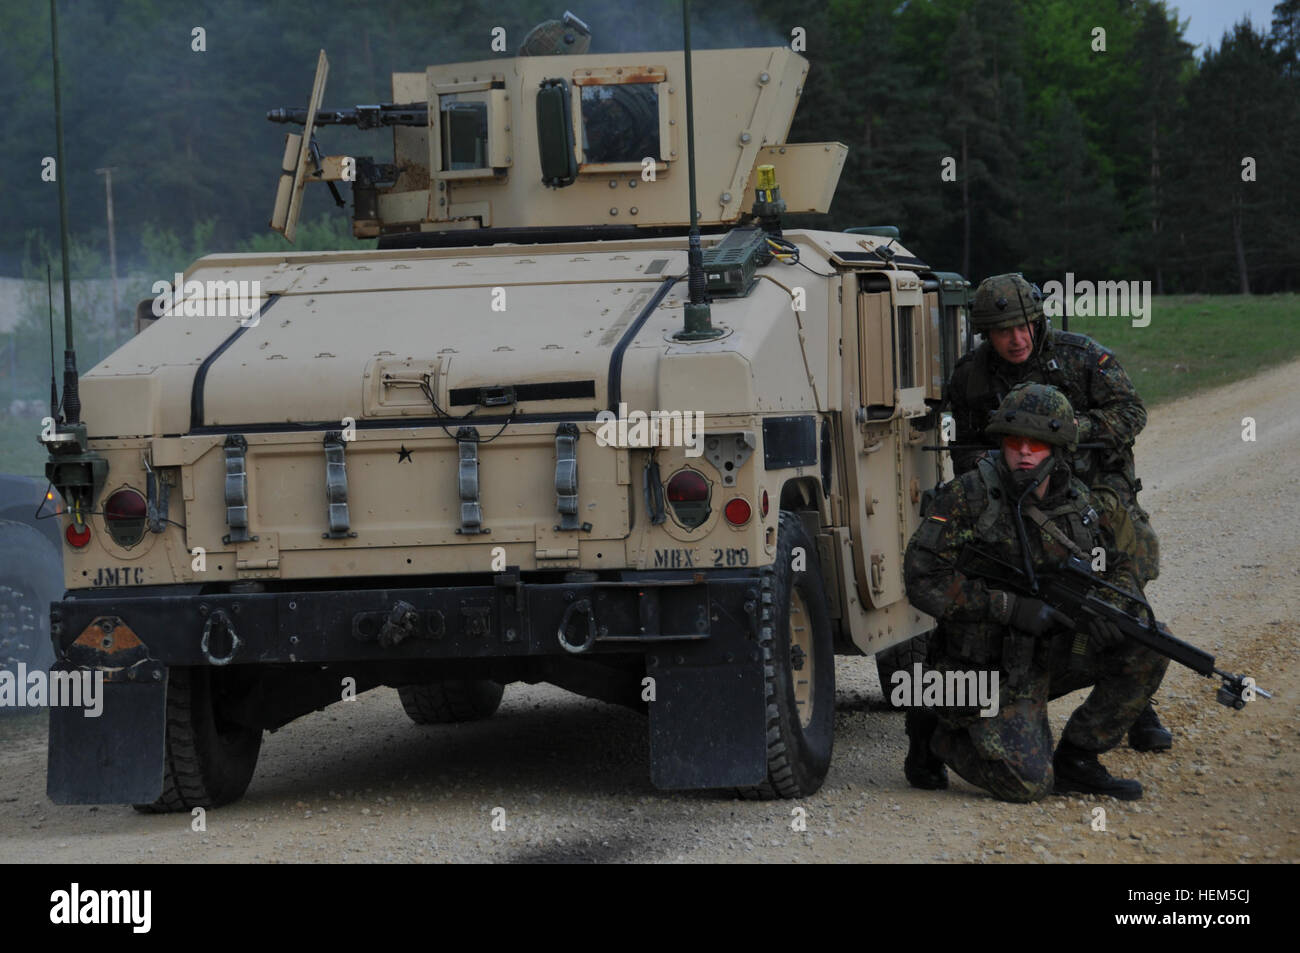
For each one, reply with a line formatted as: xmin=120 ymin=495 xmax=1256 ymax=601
xmin=2 ymin=361 xmax=1296 ymax=863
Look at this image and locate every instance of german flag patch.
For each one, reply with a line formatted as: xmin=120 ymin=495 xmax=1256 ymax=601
xmin=916 ymin=515 xmax=947 ymax=550
xmin=1098 ymin=353 xmax=1111 ymax=367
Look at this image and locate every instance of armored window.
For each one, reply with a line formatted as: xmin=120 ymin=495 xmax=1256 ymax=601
xmin=897 ymin=306 xmax=915 ymax=388
xmin=579 ymin=84 xmax=661 ymax=164
xmin=941 ymin=304 xmax=961 ymax=383
xmin=439 ymin=95 xmax=489 ymax=170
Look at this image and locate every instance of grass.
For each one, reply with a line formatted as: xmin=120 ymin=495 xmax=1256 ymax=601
xmin=1066 ymin=294 xmax=1300 ymax=406
xmin=2 ymin=295 xmax=1296 ymax=477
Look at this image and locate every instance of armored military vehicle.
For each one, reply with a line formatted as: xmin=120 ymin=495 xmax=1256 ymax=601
xmin=42 ymin=16 xmax=970 ymax=808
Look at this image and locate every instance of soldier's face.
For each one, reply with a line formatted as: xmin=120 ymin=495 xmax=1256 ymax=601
xmin=989 ymin=323 xmax=1035 ymax=364
xmin=1001 ymin=436 xmax=1051 ymax=471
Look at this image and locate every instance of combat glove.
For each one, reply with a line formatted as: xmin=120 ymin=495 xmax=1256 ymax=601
xmin=1086 ymin=616 xmax=1127 ymax=649
xmin=990 ymin=591 xmax=1071 ymax=637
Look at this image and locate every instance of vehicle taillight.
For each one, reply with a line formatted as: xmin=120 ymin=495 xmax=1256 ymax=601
xmin=724 ymin=497 xmax=751 ymax=526
xmin=65 ymin=522 xmax=91 ymax=548
xmin=665 ymin=469 xmax=710 ymax=529
xmin=104 ymin=487 xmax=148 ymax=547
xmin=761 ymin=489 xmax=769 ymax=518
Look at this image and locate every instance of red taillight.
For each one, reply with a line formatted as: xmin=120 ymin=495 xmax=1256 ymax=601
xmin=666 ymin=470 xmax=709 ymax=502
xmin=105 ymin=488 xmax=147 ymax=520
xmin=724 ymin=498 xmax=751 ymax=525
xmin=65 ymin=522 xmax=91 ymax=548
xmin=104 ymin=487 xmax=148 ymax=547
xmin=664 ymin=469 xmax=711 ymax=529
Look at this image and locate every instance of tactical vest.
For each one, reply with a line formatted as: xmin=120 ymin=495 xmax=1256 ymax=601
xmin=972 ymin=457 xmax=1105 ymax=560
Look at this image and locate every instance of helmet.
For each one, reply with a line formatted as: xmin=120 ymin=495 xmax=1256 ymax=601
xmin=985 ymin=382 xmax=1077 ymax=450
xmin=971 ymin=273 xmax=1044 ymax=331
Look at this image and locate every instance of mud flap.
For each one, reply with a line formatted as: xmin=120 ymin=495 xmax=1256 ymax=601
xmin=46 ymin=664 xmax=167 ymax=804
xmin=648 ymin=660 xmax=767 ymax=789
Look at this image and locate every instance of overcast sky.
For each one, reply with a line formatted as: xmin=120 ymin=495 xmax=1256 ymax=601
xmin=1171 ymin=0 xmax=1281 ymax=53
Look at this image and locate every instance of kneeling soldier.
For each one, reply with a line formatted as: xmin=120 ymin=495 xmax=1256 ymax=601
xmin=902 ymin=383 xmax=1168 ymax=801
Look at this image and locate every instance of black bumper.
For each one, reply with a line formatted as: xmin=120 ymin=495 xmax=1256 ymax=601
xmin=51 ymin=570 xmax=765 ymax=667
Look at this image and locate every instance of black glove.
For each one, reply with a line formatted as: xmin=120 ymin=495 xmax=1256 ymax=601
xmin=1086 ymin=615 xmax=1127 ymax=649
xmin=1010 ymin=597 xmax=1072 ymax=636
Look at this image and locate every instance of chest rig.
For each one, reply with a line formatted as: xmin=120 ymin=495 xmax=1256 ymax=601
xmin=955 ymin=460 xmax=1105 ymax=691
xmin=973 ymin=458 xmax=1103 ymax=562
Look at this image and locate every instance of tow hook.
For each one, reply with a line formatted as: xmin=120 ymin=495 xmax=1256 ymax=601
xmin=557 ymin=598 xmax=598 ymax=654
xmin=378 ymin=600 xmax=420 ymax=648
xmin=201 ymin=609 xmax=241 ymax=665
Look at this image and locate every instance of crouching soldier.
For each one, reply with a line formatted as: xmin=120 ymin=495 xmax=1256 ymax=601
xmin=902 ymin=383 xmax=1168 ymax=801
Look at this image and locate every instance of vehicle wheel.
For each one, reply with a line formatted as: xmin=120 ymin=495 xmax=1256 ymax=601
xmin=739 ymin=511 xmax=834 ymax=799
xmin=0 ymin=519 xmax=61 ymax=682
xmin=133 ymin=667 xmax=262 ymax=813
xmin=398 ymin=679 xmax=504 ymax=724
xmin=876 ymin=632 xmax=931 ymax=709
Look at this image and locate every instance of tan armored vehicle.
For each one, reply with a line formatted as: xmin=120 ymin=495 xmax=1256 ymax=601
xmin=43 ymin=19 xmax=971 ymax=808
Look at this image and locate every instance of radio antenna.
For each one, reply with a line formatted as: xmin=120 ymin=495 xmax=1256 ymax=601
xmin=673 ymin=0 xmax=722 ymax=341
xmin=47 ymin=262 xmax=59 ymax=420
xmin=50 ymin=0 xmax=81 ymax=424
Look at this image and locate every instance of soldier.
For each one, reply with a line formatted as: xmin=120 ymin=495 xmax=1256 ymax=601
xmin=902 ymin=383 xmax=1168 ymax=801
xmin=945 ymin=273 xmax=1171 ymax=752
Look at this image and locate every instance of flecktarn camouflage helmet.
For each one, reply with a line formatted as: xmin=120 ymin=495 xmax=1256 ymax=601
xmin=986 ymin=382 xmax=1078 ymax=450
xmin=971 ymin=273 xmax=1045 ymax=331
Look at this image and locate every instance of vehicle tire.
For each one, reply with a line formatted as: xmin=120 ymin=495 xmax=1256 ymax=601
xmin=133 ymin=667 xmax=263 ymax=813
xmin=398 ymin=679 xmax=504 ymax=724
xmin=875 ymin=631 xmax=931 ymax=709
xmin=0 ymin=519 xmax=62 ymax=682
xmin=739 ymin=511 xmax=834 ymax=799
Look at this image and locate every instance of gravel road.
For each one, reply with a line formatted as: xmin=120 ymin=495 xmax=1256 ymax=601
xmin=2 ymin=361 xmax=1296 ymax=864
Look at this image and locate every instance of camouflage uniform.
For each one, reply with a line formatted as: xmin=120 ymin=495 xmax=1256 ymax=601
xmin=947 ymin=276 xmax=1159 ymax=583
xmin=904 ymin=384 xmax=1168 ymax=802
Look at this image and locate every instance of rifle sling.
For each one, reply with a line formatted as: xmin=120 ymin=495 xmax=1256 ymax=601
xmin=1023 ymin=502 xmax=1088 ymax=560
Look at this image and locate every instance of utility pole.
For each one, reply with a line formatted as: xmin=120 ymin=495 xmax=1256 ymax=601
xmin=94 ymin=166 xmax=119 ymax=339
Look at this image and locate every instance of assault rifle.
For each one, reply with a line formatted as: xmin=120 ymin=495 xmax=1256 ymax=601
xmin=267 ymin=103 xmax=428 ymax=129
xmin=956 ymin=544 xmax=1270 ymax=709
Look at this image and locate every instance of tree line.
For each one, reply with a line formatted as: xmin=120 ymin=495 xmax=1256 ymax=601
xmin=1 ymin=0 xmax=1296 ymax=304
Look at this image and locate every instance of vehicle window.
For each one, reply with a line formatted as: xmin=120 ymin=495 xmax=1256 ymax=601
xmin=580 ymin=84 xmax=660 ymax=164
xmin=440 ymin=95 xmax=489 ymax=170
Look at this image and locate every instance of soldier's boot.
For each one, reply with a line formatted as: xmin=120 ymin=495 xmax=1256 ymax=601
xmin=904 ymin=708 xmax=948 ymax=790
xmin=1053 ymin=739 xmax=1142 ymax=800
xmin=1128 ymin=700 xmax=1173 ymax=752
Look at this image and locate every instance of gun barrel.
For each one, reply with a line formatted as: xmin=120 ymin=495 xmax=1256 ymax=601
xmin=266 ymin=104 xmax=428 ymax=129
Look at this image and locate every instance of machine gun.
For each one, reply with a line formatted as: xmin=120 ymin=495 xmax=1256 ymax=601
xmin=267 ymin=103 xmax=428 ymax=129
xmin=956 ymin=544 xmax=1270 ymax=709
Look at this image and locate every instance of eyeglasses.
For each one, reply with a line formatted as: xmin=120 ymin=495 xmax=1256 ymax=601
xmin=1001 ymin=436 xmax=1051 ymax=454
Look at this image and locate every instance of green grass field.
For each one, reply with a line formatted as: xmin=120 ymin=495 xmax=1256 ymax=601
xmin=1 ymin=294 xmax=1296 ymax=478
xmin=1068 ymin=294 xmax=1300 ymax=407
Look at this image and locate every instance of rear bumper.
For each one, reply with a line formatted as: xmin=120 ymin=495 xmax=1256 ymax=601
xmin=50 ymin=569 xmax=761 ymax=668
